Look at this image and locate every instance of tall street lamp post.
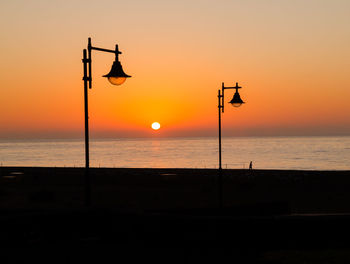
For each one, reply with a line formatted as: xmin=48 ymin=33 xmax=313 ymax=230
xmin=82 ymin=38 xmax=131 ymax=206
xmin=218 ymin=82 xmax=245 ymax=208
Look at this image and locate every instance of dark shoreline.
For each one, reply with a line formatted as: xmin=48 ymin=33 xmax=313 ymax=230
xmin=0 ymin=166 xmax=349 ymax=212
xmin=1 ymin=167 xmax=350 ymax=262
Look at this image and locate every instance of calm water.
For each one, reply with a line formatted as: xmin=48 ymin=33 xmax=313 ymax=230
xmin=0 ymin=136 xmax=349 ymax=170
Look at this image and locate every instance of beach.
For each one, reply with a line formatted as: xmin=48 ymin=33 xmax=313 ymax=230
xmin=1 ymin=167 xmax=350 ymax=263
xmin=1 ymin=167 xmax=349 ymax=213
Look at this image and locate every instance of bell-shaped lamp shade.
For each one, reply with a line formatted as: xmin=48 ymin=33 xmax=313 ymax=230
xmin=229 ymin=90 xmax=245 ymax=107
xmin=103 ymin=60 xmax=131 ymax=86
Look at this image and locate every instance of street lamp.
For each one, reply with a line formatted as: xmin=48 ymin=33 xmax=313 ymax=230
xmin=217 ymin=82 xmax=245 ymax=208
xmin=82 ymin=37 xmax=131 ymax=206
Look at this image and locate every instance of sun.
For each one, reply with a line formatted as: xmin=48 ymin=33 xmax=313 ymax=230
xmin=151 ymin=122 xmax=161 ymax=130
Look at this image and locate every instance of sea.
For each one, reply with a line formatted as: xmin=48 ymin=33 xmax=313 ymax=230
xmin=0 ymin=136 xmax=349 ymax=170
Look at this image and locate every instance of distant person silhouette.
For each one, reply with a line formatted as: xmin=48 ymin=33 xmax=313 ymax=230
xmin=249 ymin=161 xmax=253 ymax=170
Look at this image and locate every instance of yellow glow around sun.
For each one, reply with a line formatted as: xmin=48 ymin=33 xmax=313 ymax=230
xmin=151 ymin=122 xmax=161 ymax=130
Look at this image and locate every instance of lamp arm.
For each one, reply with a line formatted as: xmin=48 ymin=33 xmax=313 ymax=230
xmin=223 ymin=82 xmax=242 ymax=90
xmin=86 ymin=37 xmax=122 ymax=89
xmin=221 ymin=82 xmax=242 ymax=112
xmin=90 ymin=46 xmax=118 ymax=54
xmin=88 ymin=37 xmax=121 ymax=55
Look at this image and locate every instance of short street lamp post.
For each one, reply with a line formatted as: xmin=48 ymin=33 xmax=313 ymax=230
xmin=217 ymin=82 xmax=245 ymax=208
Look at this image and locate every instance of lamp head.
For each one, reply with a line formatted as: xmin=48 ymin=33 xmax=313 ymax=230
xmin=103 ymin=60 xmax=131 ymax=85
xmin=229 ymin=89 xmax=245 ymax=107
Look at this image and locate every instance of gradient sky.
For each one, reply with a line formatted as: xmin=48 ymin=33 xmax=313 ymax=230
xmin=1 ymin=0 xmax=349 ymax=139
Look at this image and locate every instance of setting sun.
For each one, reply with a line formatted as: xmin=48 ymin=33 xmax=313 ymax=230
xmin=151 ymin=122 xmax=161 ymax=130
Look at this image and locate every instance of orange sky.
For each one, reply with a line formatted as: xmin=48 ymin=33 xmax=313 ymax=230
xmin=0 ymin=0 xmax=349 ymax=139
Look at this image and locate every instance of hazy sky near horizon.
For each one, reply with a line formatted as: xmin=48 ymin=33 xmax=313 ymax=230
xmin=1 ymin=0 xmax=349 ymax=138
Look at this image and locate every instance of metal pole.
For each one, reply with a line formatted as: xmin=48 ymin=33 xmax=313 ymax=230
xmin=83 ymin=49 xmax=91 ymax=207
xmin=218 ymin=89 xmax=223 ymax=208
xmin=218 ymin=89 xmax=222 ymax=170
xmin=88 ymin=38 xmax=92 ymax=88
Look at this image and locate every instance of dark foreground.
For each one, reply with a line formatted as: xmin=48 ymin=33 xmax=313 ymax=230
xmin=1 ymin=167 xmax=350 ymax=263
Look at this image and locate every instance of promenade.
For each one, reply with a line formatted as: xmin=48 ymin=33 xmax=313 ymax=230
xmin=1 ymin=167 xmax=350 ymax=263
xmin=0 ymin=167 xmax=349 ymax=213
